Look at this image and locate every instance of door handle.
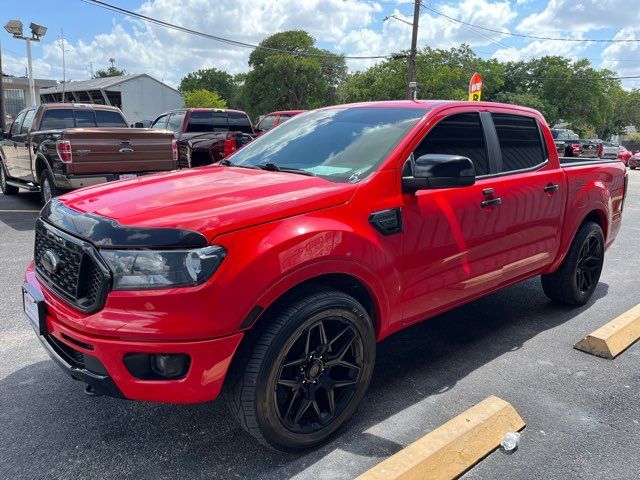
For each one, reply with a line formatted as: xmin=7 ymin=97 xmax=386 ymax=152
xmin=544 ymin=184 xmax=559 ymax=193
xmin=481 ymin=198 xmax=502 ymax=208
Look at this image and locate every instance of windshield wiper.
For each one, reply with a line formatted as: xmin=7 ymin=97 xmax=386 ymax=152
xmin=258 ymin=162 xmax=317 ymax=177
xmin=218 ymin=159 xmax=259 ymax=170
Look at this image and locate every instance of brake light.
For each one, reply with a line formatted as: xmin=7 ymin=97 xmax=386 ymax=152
xmin=171 ymin=140 xmax=178 ymax=163
xmin=56 ymin=139 xmax=72 ymax=163
xmin=223 ymin=137 xmax=237 ymax=158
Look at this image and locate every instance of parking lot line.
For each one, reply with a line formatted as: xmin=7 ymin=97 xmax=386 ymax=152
xmin=574 ymin=303 xmax=640 ymax=359
xmin=0 ymin=210 xmax=41 ymax=213
xmin=355 ymin=396 xmax=525 ymax=480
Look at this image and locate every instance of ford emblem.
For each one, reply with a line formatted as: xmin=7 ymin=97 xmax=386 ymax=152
xmin=42 ymin=250 xmax=61 ymax=275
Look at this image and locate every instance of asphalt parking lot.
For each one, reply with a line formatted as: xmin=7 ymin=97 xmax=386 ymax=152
xmin=1 ymin=173 xmax=639 ymax=480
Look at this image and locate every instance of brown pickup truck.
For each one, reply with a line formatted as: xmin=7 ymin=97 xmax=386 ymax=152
xmin=0 ymin=103 xmax=177 ymax=203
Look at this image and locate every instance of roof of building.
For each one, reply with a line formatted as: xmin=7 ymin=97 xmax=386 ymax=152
xmin=40 ymin=73 xmax=180 ymax=94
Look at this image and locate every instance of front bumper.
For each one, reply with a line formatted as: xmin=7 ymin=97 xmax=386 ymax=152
xmin=24 ymin=271 xmax=244 ymax=404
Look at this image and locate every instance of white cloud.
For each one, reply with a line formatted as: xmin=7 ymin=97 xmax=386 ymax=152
xmin=601 ymin=27 xmax=640 ymax=88
xmin=492 ymin=38 xmax=589 ymax=63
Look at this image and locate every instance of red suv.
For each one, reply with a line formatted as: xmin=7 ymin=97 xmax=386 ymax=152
xmin=22 ymin=101 xmax=626 ymax=451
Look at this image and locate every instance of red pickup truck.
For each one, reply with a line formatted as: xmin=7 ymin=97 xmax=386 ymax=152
xmin=22 ymin=101 xmax=627 ymax=451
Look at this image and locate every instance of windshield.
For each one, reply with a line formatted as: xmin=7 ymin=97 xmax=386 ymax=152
xmin=231 ymin=107 xmax=425 ymax=183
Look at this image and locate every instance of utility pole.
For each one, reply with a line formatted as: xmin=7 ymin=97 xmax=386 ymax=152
xmin=0 ymin=40 xmax=5 ymax=133
xmin=406 ymin=0 xmax=421 ymax=100
xmin=60 ymin=29 xmax=67 ymax=100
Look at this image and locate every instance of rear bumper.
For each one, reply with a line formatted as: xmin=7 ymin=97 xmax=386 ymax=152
xmin=54 ymin=172 xmax=164 ymax=190
xmin=24 ymin=271 xmax=244 ymax=404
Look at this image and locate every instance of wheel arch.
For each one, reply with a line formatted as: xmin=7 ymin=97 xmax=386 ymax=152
xmin=34 ymin=154 xmax=52 ymax=182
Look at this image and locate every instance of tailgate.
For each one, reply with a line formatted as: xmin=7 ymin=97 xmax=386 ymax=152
xmin=64 ymin=128 xmax=175 ymax=175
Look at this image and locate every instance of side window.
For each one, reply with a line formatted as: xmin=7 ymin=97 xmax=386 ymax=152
xmin=413 ymin=112 xmax=490 ymax=176
xmin=10 ymin=112 xmax=26 ymax=136
xmin=257 ymin=114 xmax=277 ymax=132
xmin=21 ymin=109 xmax=36 ymax=134
xmin=40 ymin=109 xmax=76 ymax=130
xmin=95 ymin=110 xmax=128 ymax=127
xmin=277 ymin=114 xmax=292 ymax=124
xmin=228 ymin=112 xmax=254 ymax=134
xmin=167 ymin=112 xmax=186 ymax=133
xmin=74 ymin=109 xmax=97 ymax=127
xmin=492 ymin=114 xmax=545 ymax=171
xmin=151 ymin=115 xmax=168 ymax=130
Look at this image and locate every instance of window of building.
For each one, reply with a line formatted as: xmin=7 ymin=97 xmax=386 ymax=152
xmin=4 ymin=89 xmax=26 ymax=118
xmin=492 ymin=114 xmax=545 ymax=172
xmin=413 ymin=112 xmax=490 ymax=176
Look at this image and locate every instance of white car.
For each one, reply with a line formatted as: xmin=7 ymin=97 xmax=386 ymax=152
xmin=599 ymin=142 xmax=619 ymax=159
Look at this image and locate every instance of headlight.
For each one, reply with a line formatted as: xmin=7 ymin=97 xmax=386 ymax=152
xmin=100 ymin=246 xmax=227 ymax=290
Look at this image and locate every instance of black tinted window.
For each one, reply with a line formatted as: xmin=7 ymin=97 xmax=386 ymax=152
xmin=414 ymin=112 xmax=489 ymax=176
xmin=493 ymin=114 xmax=545 ymax=171
xmin=95 ymin=110 xmax=127 ymax=127
xmin=74 ymin=109 xmax=96 ymax=127
xmin=232 ymin=107 xmax=424 ymax=183
xmin=228 ymin=112 xmax=253 ymax=134
xmin=40 ymin=109 xmax=75 ymax=130
xmin=186 ymin=111 xmax=228 ymax=133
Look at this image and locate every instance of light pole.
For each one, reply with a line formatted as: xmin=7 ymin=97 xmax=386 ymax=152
xmin=4 ymin=20 xmax=47 ymax=108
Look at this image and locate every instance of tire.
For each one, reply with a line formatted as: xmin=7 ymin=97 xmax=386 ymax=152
xmin=631 ymin=166 xmax=636 ymax=170
xmin=226 ymin=286 xmax=376 ymax=451
xmin=39 ymin=168 xmax=59 ymax=204
xmin=0 ymin=160 xmax=19 ymax=195
xmin=541 ymin=221 xmax=605 ymax=306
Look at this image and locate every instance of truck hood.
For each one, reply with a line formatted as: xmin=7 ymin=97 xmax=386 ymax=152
xmin=58 ymin=166 xmax=356 ymax=241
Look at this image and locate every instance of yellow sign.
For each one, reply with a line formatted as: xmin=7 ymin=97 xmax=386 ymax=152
xmin=468 ymin=73 xmax=483 ymax=102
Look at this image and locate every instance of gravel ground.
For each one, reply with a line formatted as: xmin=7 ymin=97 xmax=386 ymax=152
xmin=0 ymin=172 xmax=638 ymax=480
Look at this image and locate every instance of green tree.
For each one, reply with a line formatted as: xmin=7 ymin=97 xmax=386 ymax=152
xmin=93 ymin=66 xmax=127 ymax=78
xmin=241 ymin=31 xmax=347 ymax=118
xmin=179 ymin=68 xmax=236 ymax=105
xmin=183 ymin=89 xmax=227 ymax=108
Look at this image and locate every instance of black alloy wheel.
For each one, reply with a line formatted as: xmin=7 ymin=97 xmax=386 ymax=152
xmin=273 ymin=317 xmax=363 ymax=434
xmin=576 ymin=233 xmax=604 ymax=294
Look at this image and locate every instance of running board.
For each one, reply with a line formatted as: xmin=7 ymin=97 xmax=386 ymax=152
xmin=6 ymin=179 xmax=40 ymax=192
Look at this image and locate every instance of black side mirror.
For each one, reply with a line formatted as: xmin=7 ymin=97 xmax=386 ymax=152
xmin=133 ymin=122 xmax=144 ymax=128
xmin=403 ymin=154 xmax=475 ymax=193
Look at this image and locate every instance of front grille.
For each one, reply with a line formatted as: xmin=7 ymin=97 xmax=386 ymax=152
xmin=34 ymin=219 xmax=110 ymax=313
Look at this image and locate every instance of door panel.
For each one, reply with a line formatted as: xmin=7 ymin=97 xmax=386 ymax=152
xmin=2 ymin=112 xmax=25 ymax=179
xmin=18 ymin=109 xmax=36 ymax=180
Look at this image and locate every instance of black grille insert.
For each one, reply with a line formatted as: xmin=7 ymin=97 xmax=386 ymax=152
xmin=34 ymin=219 xmax=110 ymax=313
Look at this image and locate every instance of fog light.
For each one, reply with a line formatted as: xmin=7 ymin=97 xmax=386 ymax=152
xmin=124 ymin=353 xmax=191 ymax=380
xmin=151 ymin=354 xmax=190 ymax=379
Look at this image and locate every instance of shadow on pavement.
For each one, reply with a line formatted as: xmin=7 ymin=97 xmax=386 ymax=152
xmin=0 ymin=192 xmax=41 ymax=232
xmin=0 ymin=277 xmax=609 ymax=480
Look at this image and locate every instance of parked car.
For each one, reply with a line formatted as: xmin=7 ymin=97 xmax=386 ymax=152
xmin=598 ymin=141 xmax=619 ymax=159
xmin=629 ymin=151 xmax=640 ymax=170
xmin=22 ymin=101 xmax=627 ymax=451
xmin=254 ymin=110 xmax=306 ymax=137
xmin=551 ymin=128 xmax=581 ymax=157
xmin=579 ymin=139 xmax=599 ymax=158
xmin=0 ymin=103 xmax=177 ymax=203
xmin=618 ymin=145 xmax=632 ymax=165
xmin=151 ymin=108 xmax=254 ymax=168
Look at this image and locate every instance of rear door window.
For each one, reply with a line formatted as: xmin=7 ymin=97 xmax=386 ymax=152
xmin=95 ymin=110 xmax=128 ymax=127
xmin=414 ymin=112 xmax=490 ymax=176
xmin=74 ymin=109 xmax=97 ymax=127
xmin=20 ymin=109 xmax=36 ymax=133
xmin=492 ymin=114 xmax=546 ymax=172
xmin=167 ymin=112 xmax=186 ymax=132
xmin=40 ymin=109 xmax=76 ymax=130
xmin=228 ymin=112 xmax=253 ymax=134
xmin=257 ymin=114 xmax=277 ymax=132
xmin=151 ymin=114 xmax=169 ymax=130
xmin=186 ymin=111 xmax=227 ymax=132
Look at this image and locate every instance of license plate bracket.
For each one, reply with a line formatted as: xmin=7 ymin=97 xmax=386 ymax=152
xmin=22 ymin=284 xmax=47 ymax=336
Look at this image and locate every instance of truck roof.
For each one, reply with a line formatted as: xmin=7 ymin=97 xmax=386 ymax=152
xmin=323 ymin=100 xmax=544 ymax=117
xmin=37 ymin=103 xmax=122 ymax=112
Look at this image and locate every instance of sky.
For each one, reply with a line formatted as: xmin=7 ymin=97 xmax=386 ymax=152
xmin=2 ymin=0 xmax=640 ymax=89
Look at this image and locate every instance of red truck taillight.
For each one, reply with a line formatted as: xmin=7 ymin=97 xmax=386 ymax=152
xmin=223 ymin=137 xmax=237 ymax=158
xmin=171 ymin=140 xmax=178 ymax=163
xmin=56 ymin=140 xmax=72 ymax=163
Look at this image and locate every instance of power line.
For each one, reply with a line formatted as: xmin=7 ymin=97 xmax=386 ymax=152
xmin=421 ymin=3 xmax=640 ymax=43
xmin=81 ymin=0 xmax=393 ymax=61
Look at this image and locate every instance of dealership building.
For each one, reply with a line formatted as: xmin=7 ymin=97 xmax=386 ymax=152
xmin=2 ymin=75 xmax=57 ymax=118
xmin=39 ymin=73 xmax=183 ymax=124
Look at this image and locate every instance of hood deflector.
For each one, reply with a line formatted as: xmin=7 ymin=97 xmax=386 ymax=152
xmin=41 ymin=199 xmax=208 ymax=249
